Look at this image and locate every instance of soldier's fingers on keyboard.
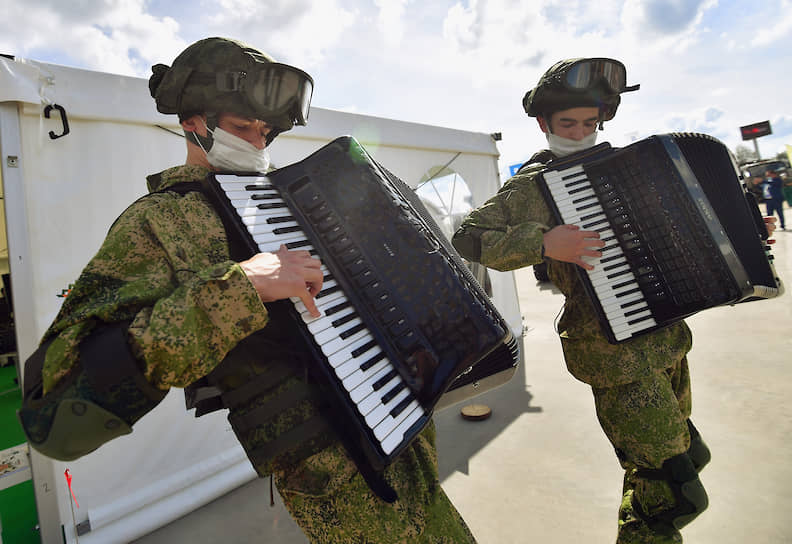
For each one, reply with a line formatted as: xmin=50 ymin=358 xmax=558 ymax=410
xmin=299 ymin=290 xmax=322 ymax=317
xmin=302 ymin=267 xmax=324 ymax=295
xmin=278 ymin=245 xmax=317 ymax=264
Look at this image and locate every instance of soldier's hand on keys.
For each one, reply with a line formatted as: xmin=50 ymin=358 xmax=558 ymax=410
xmin=542 ymin=224 xmax=605 ymax=271
xmin=239 ymin=244 xmax=324 ymax=317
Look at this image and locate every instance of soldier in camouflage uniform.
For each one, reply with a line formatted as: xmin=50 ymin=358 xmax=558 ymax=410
xmin=19 ymin=37 xmax=476 ymax=544
xmin=452 ymin=58 xmax=712 ymax=544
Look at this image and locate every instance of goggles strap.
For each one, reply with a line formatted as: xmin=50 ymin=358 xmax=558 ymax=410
xmin=215 ymin=71 xmax=247 ymax=93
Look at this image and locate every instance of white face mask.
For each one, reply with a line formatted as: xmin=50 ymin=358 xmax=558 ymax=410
xmin=546 ymin=131 xmax=598 ymax=157
xmin=197 ymin=121 xmax=271 ymax=172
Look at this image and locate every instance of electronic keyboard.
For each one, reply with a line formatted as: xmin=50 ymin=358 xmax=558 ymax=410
xmin=537 ymin=132 xmax=782 ymax=343
xmin=193 ymin=136 xmax=519 ymax=477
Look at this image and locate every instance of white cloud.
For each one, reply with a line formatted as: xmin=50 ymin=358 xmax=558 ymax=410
xmin=0 ymin=0 xmax=187 ymax=76
xmin=0 ymin=0 xmax=356 ymax=76
xmin=443 ymin=0 xmax=485 ymax=52
xmin=204 ymin=0 xmax=357 ymax=67
xmin=0 ymin=0 xmax=789 ymax=171
xmin=375 ymin=0 xmax=411 ymax=47
xmin=442 ymin=0 xmax=551 ymax=77
xmin=751 ymin=0 xmax=792 ymax=47
xmin=621 ymin=0 xmax=714 ymax=36
xmin=619 ymin=0 xmax=718 ymax=55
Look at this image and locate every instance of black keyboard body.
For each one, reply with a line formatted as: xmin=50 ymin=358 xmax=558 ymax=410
xmin=538 ymin=133 xmax=782 ymax=343
xmin=196 ymin=136 xmax=518 ymax=474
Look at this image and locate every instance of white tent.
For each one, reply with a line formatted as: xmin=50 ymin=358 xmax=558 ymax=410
xmin=0 ymin=57 xmax=523 ymax=544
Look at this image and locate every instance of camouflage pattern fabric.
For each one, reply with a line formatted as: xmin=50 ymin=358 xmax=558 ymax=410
xmin=617 ymin=471 xmax=683 ymax=544
xmin=596 ymin=357 xmax=692 ymax=543
xmin=276 ymin=422 xmax=476 ymax=544
xmin=452 ymin=154 xmax=700 ymax=543
xmin=149 ymin=37 xmax=296 ymax=132
xmin=41 ymin=164 xmax=476 ymax=543
xmin=41 ymin=164 xmax=269 ymax=394
xmin=452 ymin=158 xmax=692 ymax=388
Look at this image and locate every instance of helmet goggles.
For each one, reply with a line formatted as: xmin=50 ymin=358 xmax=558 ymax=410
xmin=215 ymin=62 xmax=314 ymax=128
xmin=552 ymin=58 xmax=638 ymax=94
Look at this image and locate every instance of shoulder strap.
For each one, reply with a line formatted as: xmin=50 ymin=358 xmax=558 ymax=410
xmin=515 ymin=149 xmax=555 ymax=175
xmin=158 ymin=181 xmax=204 ymax=197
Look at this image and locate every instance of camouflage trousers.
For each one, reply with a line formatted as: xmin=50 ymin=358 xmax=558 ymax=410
xmin=592 ymin=357 xmax=698 ymax=543
xmin=275 ymin=422 xmax=477 ymax=544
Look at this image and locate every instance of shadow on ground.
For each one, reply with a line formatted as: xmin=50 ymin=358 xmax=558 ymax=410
xmin=435 ymin=359 xmax=542 ymax=479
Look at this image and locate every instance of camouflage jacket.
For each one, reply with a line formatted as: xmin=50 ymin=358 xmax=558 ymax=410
xmin=452 ymin=152 xmax=692 ymax=388
xmin=37 ymin=166 xmax=468 ymax=540
xmin=40 ymin=164 xmax=270 ymax=393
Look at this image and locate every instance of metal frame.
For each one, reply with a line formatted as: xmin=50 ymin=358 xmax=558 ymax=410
xmin=0 ymin=101 xmax=61 ymax=544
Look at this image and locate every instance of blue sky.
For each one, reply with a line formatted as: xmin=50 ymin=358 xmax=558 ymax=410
xmin=1 ymin=0 xmax=790 ymax=178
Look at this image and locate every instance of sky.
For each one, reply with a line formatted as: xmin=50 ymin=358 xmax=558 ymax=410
xmin=1 ymin=0 xmax=790 ymax=180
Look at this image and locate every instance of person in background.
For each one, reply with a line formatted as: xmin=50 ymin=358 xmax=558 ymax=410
xmin=19 ymin=36 xmax=477 ymax=544
xmin=761 ymin=167 xmax=786 ymax=230
xmin=782 ymin=171 xmax=792 ymax=207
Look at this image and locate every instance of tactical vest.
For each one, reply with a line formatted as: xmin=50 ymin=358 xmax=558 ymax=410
xmin=19 ymin=178 xmax=337 ymax=469
xmin=164 ymin=179 xmax=337 ymax=476
xmin=185 ymin=306 xmax=337 ymax=476
xmin=18 ymin=319 xmax=168 ymax=461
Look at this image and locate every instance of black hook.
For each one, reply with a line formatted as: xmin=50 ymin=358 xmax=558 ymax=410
xmin=43 ymin=103 xmax=70 ymax=140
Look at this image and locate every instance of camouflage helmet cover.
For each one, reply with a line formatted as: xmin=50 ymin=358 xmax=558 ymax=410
xmin=148 ymin=37 xmax=296 ymax=131
xmin=522 ymin=58 xmax=624 ymax=122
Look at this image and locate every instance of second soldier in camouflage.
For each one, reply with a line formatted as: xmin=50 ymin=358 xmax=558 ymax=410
xmin=452 ymin=58 xmax=710 ymax=544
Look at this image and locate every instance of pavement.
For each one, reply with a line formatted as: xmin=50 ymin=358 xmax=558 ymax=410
xmin=135 ymin=212 xmax=792 ymax=544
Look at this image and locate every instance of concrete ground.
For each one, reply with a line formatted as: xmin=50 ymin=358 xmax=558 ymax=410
xmin=136 ymin=214 xmax=792 ymax=544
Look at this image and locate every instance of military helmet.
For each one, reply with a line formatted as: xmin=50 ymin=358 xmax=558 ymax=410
xmin=523 ymin=57 xmax=639 ymax=123
xmin=148 ymin=37 xmax=313 ymax=133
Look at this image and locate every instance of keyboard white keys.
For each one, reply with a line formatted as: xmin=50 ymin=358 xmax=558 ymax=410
xmin=543 ymin=167 xmax=658 ymax=340
xmin=350 ymin=366 xmax=395 ymax=405
xmin=325 ymin=333 xmax=376 ymax=367
xmin=379 ymin=402 xmax=424 ymax=453
xmin=254 ymin=229 xmax=307 ymax=247
xmin=365 ymin=384 xmax=411 ymax=428
xmin=216 ymin=174 xmax=427 ymax=456
xmin=342 ymin=354 xmax=389 ymax=389
xmin=358 ymin=373 xmax=401 ymax=417
xmin=295 ymin=292 xmax=347 ymax=320
xmin=312 ymin=315 xmax=363 ymax=345
xmin=246 ymin=220 xmax=301 ymax=235
xmin=258 ymin=238 xmax=313 ymax=253
xmin=319 ymin=329 xmax=371 ymax=361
